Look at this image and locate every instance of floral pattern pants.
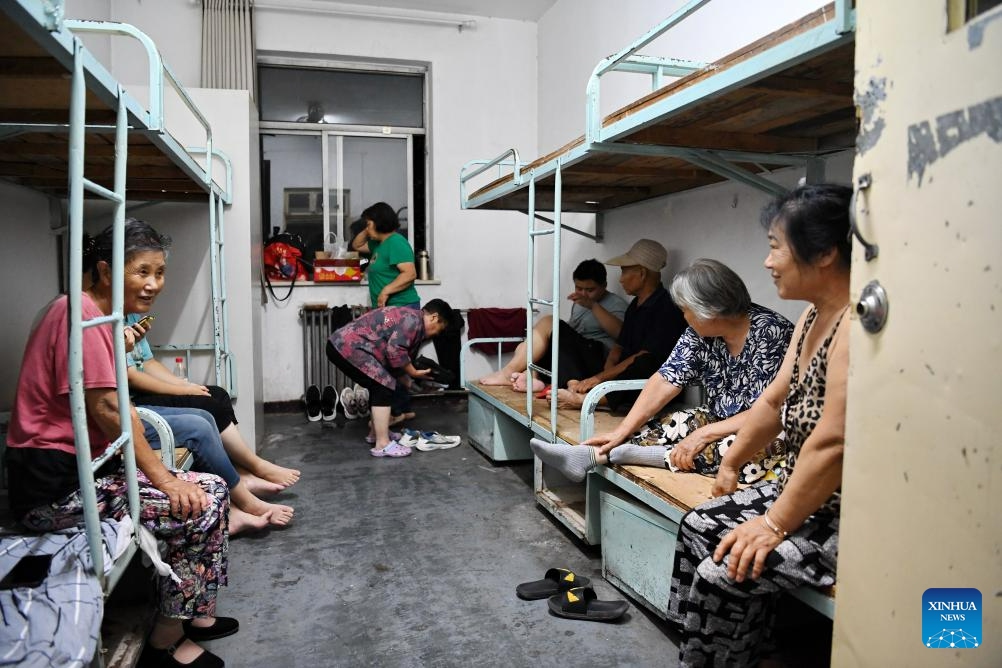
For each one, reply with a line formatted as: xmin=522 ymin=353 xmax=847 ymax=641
xmin=21 ymin=468 xmax=229 ymax=620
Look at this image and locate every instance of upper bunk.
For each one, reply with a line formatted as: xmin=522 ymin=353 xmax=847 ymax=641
xmin=461 ymin=1 xmax=855 ymax=213
xmin=0 ymin=0 xmax=229 ymax=203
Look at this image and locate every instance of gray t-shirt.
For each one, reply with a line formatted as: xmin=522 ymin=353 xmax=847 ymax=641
xmin=568 ymin=291 xmax=629 ymax=351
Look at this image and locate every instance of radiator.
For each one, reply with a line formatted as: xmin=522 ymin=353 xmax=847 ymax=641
xmin=299 ymin=304 xmax=366 ymax=400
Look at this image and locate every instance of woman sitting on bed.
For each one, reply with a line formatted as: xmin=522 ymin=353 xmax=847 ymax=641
xmin=669 ymin=184 xmax=852 ymax=666
xmin=531 ymin=258 xmax=793 ymax=483
xmin=5 ymin=221 xmax=238 ymax=667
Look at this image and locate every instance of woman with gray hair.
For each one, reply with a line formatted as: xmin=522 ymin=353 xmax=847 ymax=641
xmin=532 ymin=258 xmax=794 ymax=483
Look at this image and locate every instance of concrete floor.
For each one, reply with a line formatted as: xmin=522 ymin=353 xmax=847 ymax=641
xmin=204 ymin=398 xmax=681 ymax=668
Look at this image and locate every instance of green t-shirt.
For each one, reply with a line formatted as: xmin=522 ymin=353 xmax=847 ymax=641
xmin=366 ymin=233 xmax=420 ymax=307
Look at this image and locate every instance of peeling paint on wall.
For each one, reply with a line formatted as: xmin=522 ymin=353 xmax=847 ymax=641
xmin=856 ymin=76 xmax=887 ymax=155
xmin=968 ymin=9 xmax=1002 ymax=49
xmin=907 ymin=95 xmax=1002 ymax=185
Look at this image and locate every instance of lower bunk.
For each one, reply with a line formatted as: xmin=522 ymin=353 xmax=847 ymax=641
xmin=465 ymin=381 xmax=836 ymax=622
xmin=0 ymin=411 xmax=192 ymax=667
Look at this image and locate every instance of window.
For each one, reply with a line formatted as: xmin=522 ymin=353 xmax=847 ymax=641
xmin=948 ymin=0 xmax=1002 ymax=29
xmin=258 ymin=57 xmax=429 ymax=274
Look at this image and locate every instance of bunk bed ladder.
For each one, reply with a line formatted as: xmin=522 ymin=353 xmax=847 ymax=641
xmin=523 ymin=165 xmax=562 ymax=436
xmin=188 ymin=147 xmax=236 ymax=397
xmin=67 ymin=39 xmax=141 ymax=593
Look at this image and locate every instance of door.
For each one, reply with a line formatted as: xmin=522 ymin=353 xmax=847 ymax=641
xmin=833 ymin=2 xmax=1002 ymax=665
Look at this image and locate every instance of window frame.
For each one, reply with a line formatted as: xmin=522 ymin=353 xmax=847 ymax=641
xmin=257 ymin=53 xmax=431 ymax=263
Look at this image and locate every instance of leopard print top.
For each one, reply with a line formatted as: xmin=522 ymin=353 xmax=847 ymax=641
xmin=776 ymin=306 xmax=848 ymax=516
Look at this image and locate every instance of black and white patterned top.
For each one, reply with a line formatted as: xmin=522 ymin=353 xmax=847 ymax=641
xmin=777 ymin=306 xmax=848 ymax=515
xmin=657 ymin=304 xmax=794 ymax=419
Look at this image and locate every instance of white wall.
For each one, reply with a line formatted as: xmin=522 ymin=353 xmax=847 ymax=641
xmin=0 ymin=184 xmax=63 ymax=410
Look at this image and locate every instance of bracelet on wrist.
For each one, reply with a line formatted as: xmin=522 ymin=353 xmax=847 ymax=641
xmin=763 ymin=509 xmax=789 ymax=539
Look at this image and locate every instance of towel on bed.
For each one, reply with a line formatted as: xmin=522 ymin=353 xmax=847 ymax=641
xmin=467 ymin=307 xmax=526 ymax=354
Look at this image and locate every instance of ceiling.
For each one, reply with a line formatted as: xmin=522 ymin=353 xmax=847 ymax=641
xmin=260 ymin=0 xmax=558 ymax=22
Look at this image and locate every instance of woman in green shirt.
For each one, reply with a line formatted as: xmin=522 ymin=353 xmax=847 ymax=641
xmin=351 ymin=201 xmax=420 ymax=422
xmin=351 ymin=201 xmax=420 ymax=308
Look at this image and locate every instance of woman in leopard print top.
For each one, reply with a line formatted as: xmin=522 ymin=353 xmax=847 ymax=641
xmin=667 ymin=184 xmax=853 ymax=667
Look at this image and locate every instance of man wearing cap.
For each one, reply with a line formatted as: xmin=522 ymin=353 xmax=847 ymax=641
xmin=554 ymin=239 xmax=686 ymax=412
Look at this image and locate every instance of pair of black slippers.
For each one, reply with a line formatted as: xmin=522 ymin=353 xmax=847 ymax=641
xmin=516 ymin=568 xmax=628 ymax=622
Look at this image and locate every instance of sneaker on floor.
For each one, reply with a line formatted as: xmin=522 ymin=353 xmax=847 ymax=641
xmin=321 ymin=385 xmax=338 ymax=421
xmin=340 ymin=386 xmax=359 ymax=420
xmin=369 ymin=441 xmax=412 ymax=457
xmin=354 ymin=384 xmax=371 ymax=417
xmin=305 ymin=385 xmax=322 ymax=422
xmin=415 ymin=431 xmax=462 ymax=452
xmin=397 ymin=428 xmax=423 ymax=447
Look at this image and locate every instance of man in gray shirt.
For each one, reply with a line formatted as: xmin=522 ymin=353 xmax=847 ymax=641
xmin=478 ymin=259 xmax=628 ymax=391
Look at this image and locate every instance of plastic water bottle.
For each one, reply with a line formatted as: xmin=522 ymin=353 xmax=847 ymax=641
xmin=173 ymin=357 xmax=187 ymax=382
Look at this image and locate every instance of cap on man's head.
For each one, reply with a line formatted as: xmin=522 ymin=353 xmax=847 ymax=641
xmin=604 ymin=239 xmax=667 ymax=272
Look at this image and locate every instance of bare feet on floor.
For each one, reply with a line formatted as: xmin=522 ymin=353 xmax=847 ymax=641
xmin=511 ymin=372 xmax=545 ymax=393
xmin=239 ymin=497 xmax=295 ymax=526
xmin=241 ymin=473 xmax=285 ymax=497
xmin=253 ymin=460 xmax=301 ymax=488
xmin=478 ymin=370 xmax=513 ymax=386
xmin=230 ymin=507 xmax=273 ymax=535
xmin=389 ymin=412 xmax=416 ymax=427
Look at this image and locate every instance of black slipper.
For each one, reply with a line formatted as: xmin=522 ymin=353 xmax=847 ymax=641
xmin=515 ymin=568 xmax=591 ymax=600
xmin=182 ymin=616 xmax=239 ymax=641
xmin=139 ymin=636 xmax=225 ymax=668
xmin=547 ymin=586 xmax=628 ymax=622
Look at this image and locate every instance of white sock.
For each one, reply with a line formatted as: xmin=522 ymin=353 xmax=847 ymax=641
xmin=608 ymin=443 xmax=669 ymax=468
xmin=529 ymin=438 xmax=596 ymax=482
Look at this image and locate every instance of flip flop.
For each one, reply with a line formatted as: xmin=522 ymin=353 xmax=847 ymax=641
xmin=547 ymin=586 xmax=628 ymax=622
xmin=535 ymin=385 xmax=551 ymax=400
xmin=515 ymin=568 xmax=591 ymax=600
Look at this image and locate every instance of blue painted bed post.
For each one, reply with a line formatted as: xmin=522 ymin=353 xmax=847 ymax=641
xmin=548 ymin=162 xmax=562 ymax=432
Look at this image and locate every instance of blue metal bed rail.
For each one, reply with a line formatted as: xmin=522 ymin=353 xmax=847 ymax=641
xmin=459 ymin=148 xmax=521 ymax=209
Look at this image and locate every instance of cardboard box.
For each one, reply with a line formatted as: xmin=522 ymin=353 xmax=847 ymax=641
xmin=313 ymin=258 xmax=362 ymax=282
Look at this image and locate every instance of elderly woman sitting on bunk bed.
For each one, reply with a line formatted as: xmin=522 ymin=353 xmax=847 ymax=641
xmin=5 ymin=223 xmax=240 ymax=667
xmin=532 ymin=258 xmax=794 ymax=483
xmin=675 ymin=184 xmax=851 ymax=666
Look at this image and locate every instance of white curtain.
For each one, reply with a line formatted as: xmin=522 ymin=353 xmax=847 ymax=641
xmin=201 ymin=0 xmax=256 ymax=98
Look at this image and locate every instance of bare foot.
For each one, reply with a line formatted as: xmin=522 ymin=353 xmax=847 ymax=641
xmin=389 ymin=412 xmax=416 ymax=427
xmin=242 ymin=473 xmax=285 ymax=497
xmin=260 ymin=502 xmax=294 ymax=526
xmin=478 ymin=370 xmax=513 ymax=386
xmin=234 ymin=489 xmax=296 ymax=527
xmin=555 ymin=388 xmax=585 ymax=409
xmin=252 ymin=460 xmax=301 ymax=488
xmin=511 ymin=372 xmax=545 ymax=393
xmin=230 ymin=507 xmax=272 ymax=535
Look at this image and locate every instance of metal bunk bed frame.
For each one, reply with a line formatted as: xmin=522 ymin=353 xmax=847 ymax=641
xmin=0 ymin=0 xmax=234 ymax=638
xmin=458 ymin=0 xmax=853 ymax=620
